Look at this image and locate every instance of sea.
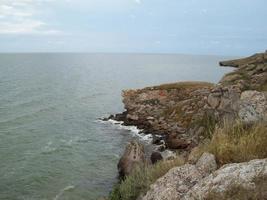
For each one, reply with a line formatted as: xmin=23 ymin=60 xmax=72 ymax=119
xmin=0 ymin=53 xmax=233 ymax=200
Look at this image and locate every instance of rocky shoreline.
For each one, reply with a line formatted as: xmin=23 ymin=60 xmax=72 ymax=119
xmin=106 ymin=51 xmax=267 ymax=155
xmin=104 ymin=51 xmax=267 ymax=200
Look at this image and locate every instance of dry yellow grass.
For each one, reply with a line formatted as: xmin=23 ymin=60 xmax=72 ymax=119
xmin=197 ymin=121 xmax=267 ymax=166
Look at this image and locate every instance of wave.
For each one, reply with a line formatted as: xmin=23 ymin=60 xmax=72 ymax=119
xmin=98 ymin=118 xmax=153 ymax=143
xmin=54 ymin=185 xmax=75 ymax=200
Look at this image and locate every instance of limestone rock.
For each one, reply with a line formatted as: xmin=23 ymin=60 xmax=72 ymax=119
xmin=141 ymin=153 xmax=217 ymax=200
xmin=196 ymin=152 xmax=217 ymax=174
xmin=141 ymin=164 xmax=203 ymax=200
xmin=118 ymin=140 xmax=145 ymax=177
xmin=207 ymin=86 xmax=241 ymax=121
xmin=239 ymin=90 xmax=267 ymax=123
xmin=184 ymin=158 xmax=267 ymax=200
xmin=141 ymin=157 xmax=267 ymax=200
xmin=161 ymin=150 xmax=177 ymax=161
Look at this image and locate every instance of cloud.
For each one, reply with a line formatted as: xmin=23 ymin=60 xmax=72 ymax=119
xmin=0 ymin=19 xmax=61 ymax=35
xmin=0 ymin=0 xmax=60 ymax=35
xmin=135 ymin=0 xmax=141 ymax=4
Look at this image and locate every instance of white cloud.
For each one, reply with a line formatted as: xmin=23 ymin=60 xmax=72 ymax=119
xmin=0 ymin=0 xmax=60 ymax=35
xmin=135 ymin=0 xmax=141 ymax=4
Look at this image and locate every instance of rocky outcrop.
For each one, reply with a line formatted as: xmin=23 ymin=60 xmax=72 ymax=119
xmin=185 ymin=158 xmax=267 ymax=200
xmin=110 ymin=51 xmax=267 ymax=152
xmin=141 ymin=155 xmax=267 ymax=200
xmin=239 ymin=90 xmax=267 ymax=123
xmin=112 ymin=82 xmax=214 ymax=150
xmin=140 ymin=153 xmax=217 ymax=200
xmin=110 ymin=51 xmax=267 ymax=200
xmin=219 ymin=52 xmax=267 ymax=91
xmin=118 ymin=140 xmax=145 ymax=177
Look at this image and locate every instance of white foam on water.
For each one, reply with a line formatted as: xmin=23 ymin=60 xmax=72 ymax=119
xmin=54 ymin=185 xmax=75 ymax=200
xmin=42 ymin=141 xmax=58 ymax=154
xmin=98 ymin=118 xmax=153 ymax=143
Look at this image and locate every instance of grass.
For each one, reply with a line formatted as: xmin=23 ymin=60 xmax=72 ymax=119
xmin=196 ymin=121 xmax=267 ymax=166
xmin=146 ymin=81 xmax=214 ymax=91
xmin=220 ymin=70 xmax=250 ymax=87
xmin=195 ymin=112 xmax=217 ymax=139
xmin=109 ymin=156 xmax=184 ymax=200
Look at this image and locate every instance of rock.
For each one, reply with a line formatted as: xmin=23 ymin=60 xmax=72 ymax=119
xmin=146 ymin=116 xmax=154 ymax=120
xmin=220 ymin=73 xmax=242 ymax=83
xmin=219 ymin=52 xmax=267 ymax=68
xmin=207 ymin=86 xmax=241 ymax=122
xmin=141 ymin=157 xmax=267 ymax=200
xmin=117 ymin=140 xmax=145 ymax=177
xmin=126 ymin=114 xmax=139 ymax=121
xmin=239 ymin=90 xmax=267 ymax=123
xmin=140 ymin=164 xmax=204 ymax=200
xmin=150 ymin=151 xmax=163 ymax=164
xmin=141 ymin=153 xmax=217 ymax=200
xmin=184 ymin=158 xmax=267 ymax=200
xmin=207 ymin=93 xmax=221 ymax=109
xmin=152 ymin=135 xmax=164 ymax=145
xmin=187 ymin=146 xmax=202 ymax=164
xmin=165 ymin=133 xmax=190 ymax=149
xmin=219 ymin=52 xmax=267 ymax=91
xmin=110 ymin=51 xmax=267 ymax=164
xmin=161 ymin=150 xmax=177 ymax=160
xmin=196 ymin=152 xmax=217 ymax=174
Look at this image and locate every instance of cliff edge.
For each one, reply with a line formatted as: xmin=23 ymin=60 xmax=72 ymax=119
xmin=110 ymin=51 xmax=267 ymax=153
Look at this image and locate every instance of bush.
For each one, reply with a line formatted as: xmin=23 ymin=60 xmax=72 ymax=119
xmin=109 ymin=156 xmax=184 ymax=200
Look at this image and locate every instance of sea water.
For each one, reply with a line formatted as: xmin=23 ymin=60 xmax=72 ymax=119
xmin=0 ymin=53 xmax=233 ymax=200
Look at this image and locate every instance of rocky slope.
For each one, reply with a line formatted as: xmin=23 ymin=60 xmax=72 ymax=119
xmin=140 ymin=154 xmax=267 ymax=200
xmin=109 ymin=51 xmax=267 ymax=153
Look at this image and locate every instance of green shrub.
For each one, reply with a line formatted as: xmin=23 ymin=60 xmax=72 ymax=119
xmin=109 ymin=156 xmax=184 ymax=200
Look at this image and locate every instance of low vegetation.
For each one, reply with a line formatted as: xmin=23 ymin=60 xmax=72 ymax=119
xmin=147 ymin=81 xmax=214 ymax=91
xmin=109 ymin=156 xmax=184 ymax=200
xmin=197 ymin=121 xmax=267 ymax=166
xmin=109 ymin=121 xmax=267 ymax=199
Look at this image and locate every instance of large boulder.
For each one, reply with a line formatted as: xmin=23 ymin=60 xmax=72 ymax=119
xmin=239 ymin=90 xmax=267 ymax=123
xmin=195 ymin=152 xmax=217 ymax=174
xmin=207 ymin=86 xmax=241 ymax=121
xmin=117 ymin=140 xmax=145 ymax=177
xmin=185 ymin=158 xmax=267 ymax=200
xmin=165 ymin=133 xmax=190 ymax=149
xmin=141 ymin=156 xmax=267 ymax=200
xmin=140 ymin=153 xmax=217 ymax=200
xmin=141 ymin=164 xmax=203 ymax=200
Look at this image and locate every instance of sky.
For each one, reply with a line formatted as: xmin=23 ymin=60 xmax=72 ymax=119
xmin=0 ymin=0 xmax=266 ymax=55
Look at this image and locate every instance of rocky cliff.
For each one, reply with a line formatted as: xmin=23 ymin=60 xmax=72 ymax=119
xmin=110 ymin=51 xmax=267 ymax=153
xmin=107 ymin=51 xmax=267 ymax=200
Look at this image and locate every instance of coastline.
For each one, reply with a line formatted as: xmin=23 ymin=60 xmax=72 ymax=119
xmin=105 ymin=51 xmax=267 ymax=200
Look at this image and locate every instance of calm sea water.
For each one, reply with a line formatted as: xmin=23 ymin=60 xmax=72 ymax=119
xmin=0 ymin=53 xmax=233 ymax=200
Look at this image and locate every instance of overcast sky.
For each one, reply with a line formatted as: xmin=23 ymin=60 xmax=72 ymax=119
xmin=0 ymin=0 xmax=266 ymax=55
